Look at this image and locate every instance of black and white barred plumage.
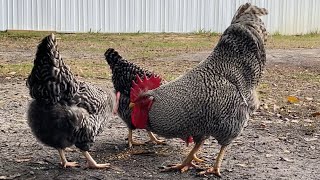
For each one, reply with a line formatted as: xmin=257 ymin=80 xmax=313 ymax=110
xmin=143 ymin=3 xmax=268 ymax=153
xmin=104 ymin=48 xmax=154 ymax=130
xmin=105 ymin=48 xmax=167 ymax=147
xmin=27 ymin=34 xmax=116 ymax=153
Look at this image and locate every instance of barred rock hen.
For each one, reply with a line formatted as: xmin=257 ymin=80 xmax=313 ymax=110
xmin=104 ymin=48 xmax=165 ymax=147
xmin=27 ymin=34 xmax=119 ymax=169
xmin=130 ymin=3 xmax=268 ymax=177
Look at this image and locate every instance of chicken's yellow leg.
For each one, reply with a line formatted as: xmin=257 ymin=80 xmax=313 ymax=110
xmin=163 ymin=140 xmax=204 ymax=173
xmin=82 ymin=151 xmax=110 ymax=169
xmin=58 ymin=149 xmax=79 ymax=168
xmin=147 ymin=131 xmax=166 ymax=145
xmin=128 ymin=129 xmax=145 ymax=148
xmin=199 ymin=145 xmax=228 ymax=177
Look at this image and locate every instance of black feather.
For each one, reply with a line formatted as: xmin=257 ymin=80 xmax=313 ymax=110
xmin=104 ymin=48 xmax=154 ymax=129
xmin=28 ymin=100 xmax=80 ymax=149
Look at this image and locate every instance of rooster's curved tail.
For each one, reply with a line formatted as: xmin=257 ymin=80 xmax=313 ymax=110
xmin=231 ymin=3 xmax=268 ymax=43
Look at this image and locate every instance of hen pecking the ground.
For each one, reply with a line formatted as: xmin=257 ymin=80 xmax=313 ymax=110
xmin=129 ymin=3 xmax=268 ymax=177
xmin=104 ymin=48 xmax=165 ymax=148
xmin=27 ymin=34 xmax=120 ymax=169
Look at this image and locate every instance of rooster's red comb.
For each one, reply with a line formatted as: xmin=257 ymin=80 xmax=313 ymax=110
xmin=130 ymin=74 xmax=162 ymax=102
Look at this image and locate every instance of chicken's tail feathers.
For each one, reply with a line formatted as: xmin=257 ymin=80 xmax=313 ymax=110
xmin=27 ymin=101 xmax=88 ymax=148
xmin=104 ymin=48 xmax=123 ymax=67
xmin=232 ymin=3 xmax=268 ymax=21
xmin=231 ymin=3 xmax=268 ymax=43
xmin=33 ymin=33 xmax=59 ymax=67
xmin=27 ymin=34 xmax=78 ymax=104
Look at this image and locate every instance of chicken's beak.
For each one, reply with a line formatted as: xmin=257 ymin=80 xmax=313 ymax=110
xmin=129 ymin=102 xmax=135 ymax=109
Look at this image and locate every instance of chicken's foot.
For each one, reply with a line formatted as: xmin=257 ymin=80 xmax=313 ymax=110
xmin=147 ymin=131 xmax=166 ymax=145
xmin=58 ymin=149 xmax=79 ymax=168
xmin=162 ymin=140 xmax=204 ymax=173
xmin=199 ymin=145 xmax=228 ymax=177
xmin=128 ymin=129 xmax=145 ymax=148
xmin=164 ymin=162 xmax=199 ymax=173
xmin=193 ymin=154 xmax=204 ymax=163
xmin=82 ymin=151 xmax=110 ymax=169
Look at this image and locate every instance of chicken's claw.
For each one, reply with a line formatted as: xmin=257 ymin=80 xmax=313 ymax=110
xmin=60 ymin=161 xmax=79 ymax=168
xmin=147 ymin=131 xmax=166 ymax=145
xmin=58 ymin=149 xmax=79 ymax=168
xmin=86 ymin=162 xmax=110 ymax=169
xmin=128 ymin=129 xmax=146 ymax=148
xmin=199 ymin=167 xmax=221 ymax=177
xmin=147 ymin=138 xmax=166 ymax=145
xmin=128 ymin=140 xmax=145 ymax=148
xmin=83 ymin=151 xmax=110 ymax=169
xmin=193 ymin=155 xmax=204 ymax=163
xmin=161 ymin=162 xmax=199 ymax=173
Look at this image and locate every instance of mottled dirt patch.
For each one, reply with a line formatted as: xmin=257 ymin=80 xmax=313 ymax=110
xmin=0 ymin=48 xmax=319 ymax=180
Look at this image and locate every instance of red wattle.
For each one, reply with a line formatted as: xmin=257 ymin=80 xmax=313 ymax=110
xmin=130 ymin=73 xmax=162 ymax=129
xmin=132 ymin=100 xmax=153 ymax=129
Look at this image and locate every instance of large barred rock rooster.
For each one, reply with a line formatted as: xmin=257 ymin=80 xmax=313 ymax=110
xmin=129 ymin=3 xmax=268 ymax=177
xmin=104 ymin=48 xmax=165 ymax=148
xmin=27 ymin=34 xmax=119 ymax=169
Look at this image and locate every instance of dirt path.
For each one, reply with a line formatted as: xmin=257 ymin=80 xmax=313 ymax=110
xmin=157 ymin=49 xmax=320 ymax=65
xmin=0 ymin=49 xmax=319 ymax=180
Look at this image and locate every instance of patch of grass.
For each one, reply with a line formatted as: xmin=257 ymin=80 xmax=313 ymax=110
xmin=289 ymin=72 xmax=320 ymax=81
xmin=304 ymin=30 xmax=320 ymax=37
xmin=272 ymin=31 xmax=281 ymax=36
xmin=0 ymin=30 xmax=54 ymax=39
xmin=267 ymin=33 xmax=320 ymax=49
xmin=1 ymin=31 xmax=320 ymax=79
xmin=0 ymin=32 xmax=220 ymax=60
xmin=67 ymin=60 xmax=111 ymax=79
xmin=0 ymin=63 xmax=33 ymax=77
xmin=0 ymin=58 xmax=198 ymax=80
xmin=0 ymin=60 xmax=113 ymax=79
xmin=193 ymin=29 xmax=220 ymax=36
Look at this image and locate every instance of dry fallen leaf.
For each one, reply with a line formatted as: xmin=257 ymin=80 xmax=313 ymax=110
xmin=280 ymin=157 xmax=294 ymax=162
xmin=15 ymin=158 xmax=31 ymax=163
xmin=235 ymin=163 xmax=247 ymax=168
xmin=287 ymin=96 xmax=299 ymax=103
xmin=259 ymin=123 xmax=267 ymax=129
xmin=304 ymin=119 xmax=314 ymax=123
xmin=0 ymin=173 xmax=22 ymax=180
xmin=305 ymin=97 xmax=313 ymax=101
xmin=273 ymin=104 xmax=280 ymax=112
xmin=304 ymin=137 xmax=318 ymax=142
xmin=310 ymin=112 xmax=320 ymax=117
xmin=8 ymin=71 xmax=16 ymax=75
xmin=283 ymin=149 xmax=290 ymax=153
xmin=265 ymin=154 xmax=273 ymax=158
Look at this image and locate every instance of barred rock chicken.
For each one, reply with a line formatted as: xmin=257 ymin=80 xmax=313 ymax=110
xmin=104 ymin=48 xmax=165 ymax=147
xmin=129 ymin=3 xmax=268 ymax=177
xmin=27 ymin=34 xmax=119 ymax=169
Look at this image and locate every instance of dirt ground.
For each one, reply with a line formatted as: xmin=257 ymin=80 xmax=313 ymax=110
xmin=0 ymin=47 xmax=319 ymax=180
